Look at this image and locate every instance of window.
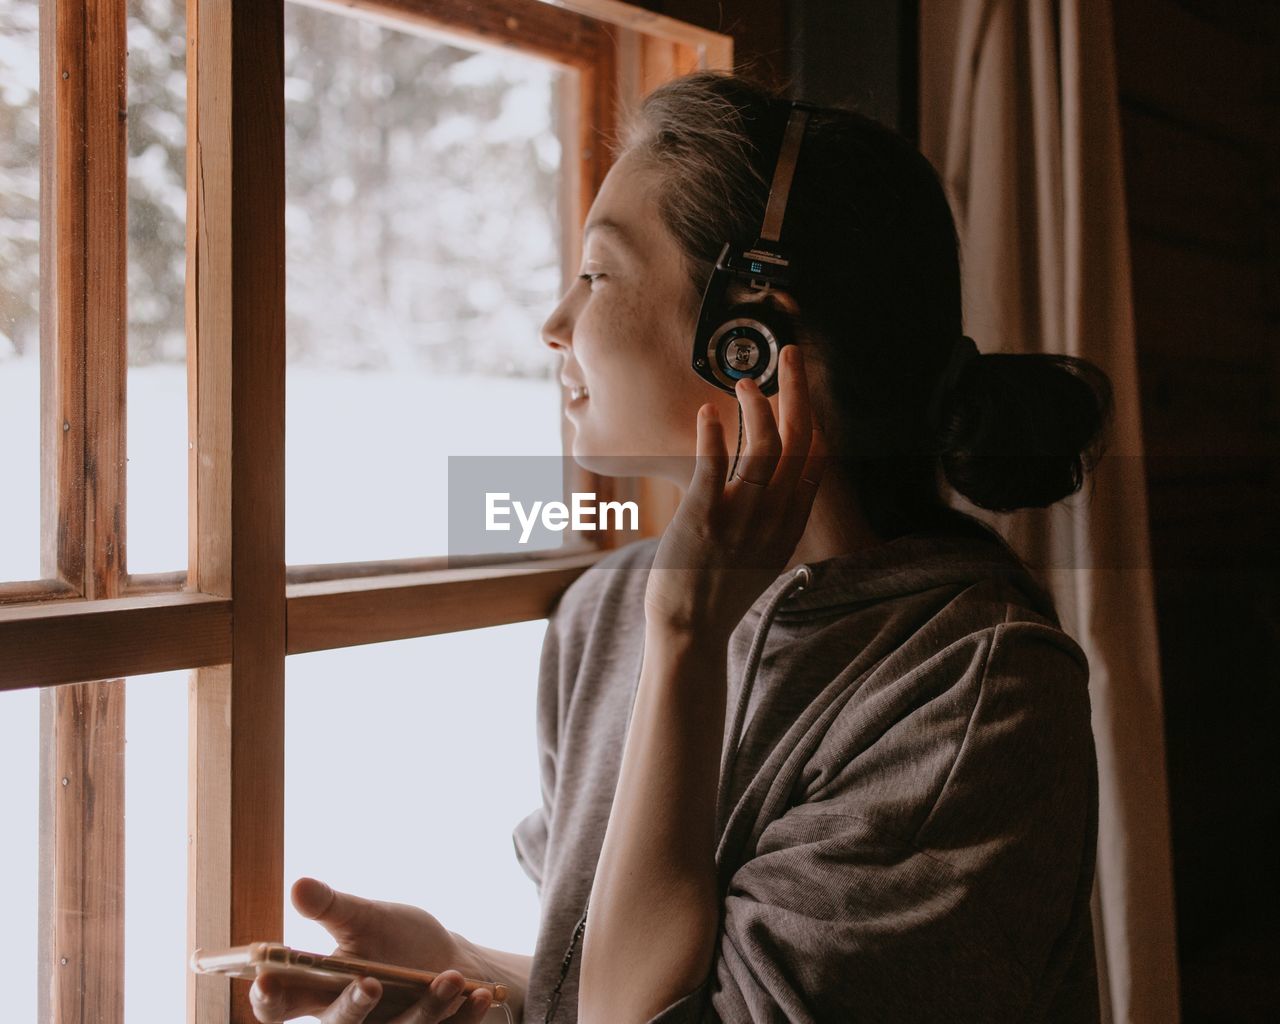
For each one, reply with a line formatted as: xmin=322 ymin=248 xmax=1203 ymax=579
xmin=283 ymin=624 xmax=547 ymax=960
xmin=0 ymin=0 xmax=40 ymax=584
xmin=280 ymin=4 xmax=567 ymax=565
xmin=0 ymin=1 xmax=729 ymax=1021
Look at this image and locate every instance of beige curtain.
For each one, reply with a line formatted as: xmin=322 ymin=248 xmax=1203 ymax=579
xmin=918 ymin=2 xmax=1180 ymax=1021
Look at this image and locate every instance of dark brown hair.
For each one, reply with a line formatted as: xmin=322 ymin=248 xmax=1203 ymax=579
xmin=615 ymin=70 xmax=1114 ymax=538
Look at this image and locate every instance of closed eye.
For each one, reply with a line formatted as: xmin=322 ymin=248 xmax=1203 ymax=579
xmin=578 ymin=273 xmax=603 ymax=286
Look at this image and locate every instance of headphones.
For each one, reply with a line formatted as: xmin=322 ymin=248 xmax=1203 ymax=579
xmin=690 ymin=100 xmax=818 ymax=399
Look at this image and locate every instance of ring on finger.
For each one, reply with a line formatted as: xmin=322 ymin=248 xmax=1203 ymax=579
xmin=732 ymin=469 xmax=770 ymax=488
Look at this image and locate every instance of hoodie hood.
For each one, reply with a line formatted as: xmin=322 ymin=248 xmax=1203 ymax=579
xmin=753 ymin=515 xmax=1060 ymax=627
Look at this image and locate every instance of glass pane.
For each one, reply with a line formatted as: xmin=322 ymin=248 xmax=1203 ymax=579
xmin=283 ymin=4 xmax=566 ymax=565
xmin=124 ymin=671 xmax=189 ymax=1021
xmin=284 ymin=622 xmax=544 ymax=966
xmin=0 ymin=1 xmax=41 ymax=582
xmin=126 ymin=0 xmax=188 ymax=575
xmin=0 ymin=687 xmax=39 ymax=1019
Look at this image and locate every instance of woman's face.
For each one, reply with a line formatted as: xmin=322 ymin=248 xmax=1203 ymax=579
xmin=540 ymin=150 xmax=744 ymax=486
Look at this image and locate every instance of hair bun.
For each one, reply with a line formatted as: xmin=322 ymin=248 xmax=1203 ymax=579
xmin=925 ymin=334 xmax=981 ymax=434
xmin=937 ymin=352 xmax=1115 ymax=512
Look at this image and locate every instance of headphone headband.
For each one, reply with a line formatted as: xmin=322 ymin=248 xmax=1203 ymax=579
xmin=759 ymin=102 xmax=816 ymax=244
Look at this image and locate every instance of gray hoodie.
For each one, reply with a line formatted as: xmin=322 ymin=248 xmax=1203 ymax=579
xmin=512 ymin=517 xmax=1100 ymax=1023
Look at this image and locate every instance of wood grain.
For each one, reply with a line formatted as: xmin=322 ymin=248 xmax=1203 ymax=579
xmin=284 ymin=541 xmax=601 ymax=584
xmin=187 ymin=2 xmax=287 ymax=1021
xmin=38 ymin=683 xmax=126 ymax=1024
xmin=295 ymin=0 xmax=605 ymax=69
xmin=287 ymin=549 xmax=606 ymax=654
xmin=0 ymin=578 xmax=79 ymax=606
xmin=1114 ymin=0 xmax=1275 ymax=149
xmin=1115 ymin=0 xmax=1280 ymax=1011
xmin=40 ymin=0 xmax=86 ymax=594
xmin=36 ymin=1 xmax=130 ymax=1021
xmin=0 ymin=592 xmax=231 ymax=692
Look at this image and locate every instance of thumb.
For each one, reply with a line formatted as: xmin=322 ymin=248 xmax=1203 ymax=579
xmin=291 ymin=877 xmax=373 ymax=948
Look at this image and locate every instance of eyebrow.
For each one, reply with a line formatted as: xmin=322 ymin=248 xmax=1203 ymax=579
xmin=583 ymin=217 xmax=641 ymax=255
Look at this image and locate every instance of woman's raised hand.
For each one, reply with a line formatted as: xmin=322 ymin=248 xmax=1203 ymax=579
xmin=645 ymin=343 xmax=828 ymax=642
xmin=248 ymin=876 xmax=495 ymax=1023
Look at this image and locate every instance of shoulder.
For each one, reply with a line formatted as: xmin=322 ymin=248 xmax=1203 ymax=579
xmin=549 ymin=536 xmax=660 ymax=634
xmin=845 ymin=569 xmax=1092 ymax=740
xmin=947 ymin=610 xmax=1092 ymax=738
xmin=799 ymin=608 xmax=1095 ymax=840
xmin=915 ymin=612 xmax=1094 ymax=773
xmin=974 ymin=617 xmax=1094 ymax=766
xmin=897 ymin=616 xmax=1096 ymax=853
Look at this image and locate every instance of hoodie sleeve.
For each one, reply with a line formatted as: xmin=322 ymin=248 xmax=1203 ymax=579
xmin=510 ymin=599 xmax=565 ymax=897
xmin=644 ymin=621 xmax=1098 ymax=1024
xmin=512 ymin=538 xmax=660 ymax=902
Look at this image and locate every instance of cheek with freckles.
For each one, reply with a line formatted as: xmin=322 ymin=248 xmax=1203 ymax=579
xmin=576 ymin=275 xmax=712 ymax=455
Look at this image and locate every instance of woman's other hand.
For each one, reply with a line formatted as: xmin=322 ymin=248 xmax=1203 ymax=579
xmin=248 ymin=876 xmax=495 ymax=1023
xmin=645 ymin=344 xmax=828 ymax=641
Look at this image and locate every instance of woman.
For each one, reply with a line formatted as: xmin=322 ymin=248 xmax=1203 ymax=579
xmin=251 ymin=70 xmax=1113 ymax=1024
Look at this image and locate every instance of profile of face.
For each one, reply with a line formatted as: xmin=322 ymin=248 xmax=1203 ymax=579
xmin=540 ymin=150 xmax=820 ymax=489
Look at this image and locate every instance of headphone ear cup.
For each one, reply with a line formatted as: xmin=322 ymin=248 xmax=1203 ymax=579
xmin=710 ymin=301 xmax=795 ymax=395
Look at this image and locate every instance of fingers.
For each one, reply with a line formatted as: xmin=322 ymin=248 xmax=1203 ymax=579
xmin=727 ymin=346 xmax=827 ymax=557
xmin=322 ymin=978 xmax=381 ymax=1024
xmin=249 ymin=971 xmax=286 ymax=1022
xmin=730 ymin=376 xmax=782 ymax=490
xmin=448 ymin=987 xmax=496 ymax=1022
xmin=249 ymin=969 xmax=498 ymax=1024
xmin=687 ymin=402 xmax=728 ymax=514
xmin=388 ymin=970 xmax=494 ymax=1024
xmin=773 ymin=345 xmax=815 ymax=493
xmin=728 ymin=345 xmax=813 ymax=495
xmin=249 ymin=971 xmax=379 ymax=1023
xmin=292 ymin=877 xmax=373 ymax=949
xmin=692 ymin=344 xmax=825 ymax=557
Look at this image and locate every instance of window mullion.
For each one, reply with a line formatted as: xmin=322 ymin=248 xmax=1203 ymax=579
xmin=37 ymin=0 xmax=129 ymax=1022
xmin=186 ymin=1 xmax=287 ymax=1022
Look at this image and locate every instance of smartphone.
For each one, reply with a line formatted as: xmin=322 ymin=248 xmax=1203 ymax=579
xmin=190 ymin=942 xmax=507 ymax=1021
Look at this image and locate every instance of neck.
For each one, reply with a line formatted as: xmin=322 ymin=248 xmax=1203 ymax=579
xmin=662 ymin=455 xmax=884 ymax=572
xmin=783 ymin=467 xmax=885 ymax=573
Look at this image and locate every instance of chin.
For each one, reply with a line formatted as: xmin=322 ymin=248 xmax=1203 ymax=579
xmin=569 ymin=448 xmax=644 ymax=478
xmin=570 ymin=437 xmax=694 ymax=488
xmin=567 ymin=426 xmax=652 ymax=478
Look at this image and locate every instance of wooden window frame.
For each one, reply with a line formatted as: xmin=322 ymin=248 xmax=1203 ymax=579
xmin=1 ymin=1 xmax=730 ymax=1021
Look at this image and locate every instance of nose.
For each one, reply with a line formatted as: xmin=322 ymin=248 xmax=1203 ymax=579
xmin=540 ymin=289 xmax=574 ymax=353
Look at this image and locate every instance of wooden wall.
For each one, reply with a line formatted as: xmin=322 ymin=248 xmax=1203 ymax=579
xmin=632 ymin=0 xmax=790 ymax=90
xmin=784 ymin=0 xmax=917 ymax=141
xmin=631 ymin=0 xmax=917 ymax=138
xmin=1113 ymin=1 xmax=1280 ymax=1018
